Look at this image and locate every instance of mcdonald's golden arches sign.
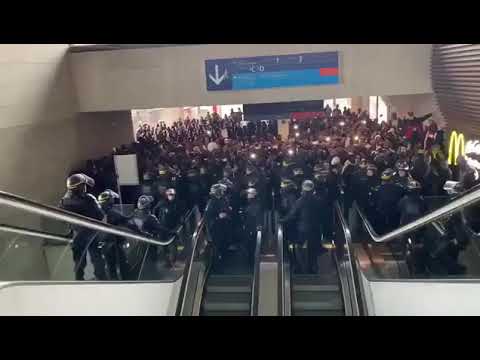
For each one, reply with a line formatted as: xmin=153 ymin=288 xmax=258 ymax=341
xmin=448 ymin=131 xmax=465 ymax=166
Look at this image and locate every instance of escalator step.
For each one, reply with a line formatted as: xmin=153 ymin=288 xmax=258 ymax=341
xmin=292 ymin=274 xmax=339 ymax=285
xmin=207 ymin=274 xmax=253 ymax=287
xmin=292 ymin=284 xmax=340 ymax=292
xmin=292 ymin=291 xmax=343 ymax=311
xmin=293 ymin=310 xmax=345 ymax=316
xmin=203 ymin=292 xmax=251 ymax=312
xmin=202 ymin=311 xmax=251 ymax=316
xmin=206 ymin=285 xmax=251 ymax=293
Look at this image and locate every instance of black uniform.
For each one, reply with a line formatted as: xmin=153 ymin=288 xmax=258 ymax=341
xmin=242 ymin=197 xmax=264 ymax=266
xmin=205 ymin=197 xmax=233 ymax=271
xmin=130 ymin=208 xmax=175 ymax=262
xmin=154 ymin=198 xmax=185 ymax=266
xmin=99 ymin=206 xmax=132 ymax=280
xmin=281 ymin=192 xmax=325 ymax=274
xmin=59 ymin=191 xmax=107 ymax=281
xmin=375 ymin=183 xmax=405 ymax=233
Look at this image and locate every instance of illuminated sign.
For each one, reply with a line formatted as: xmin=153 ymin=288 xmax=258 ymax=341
xmin=465 ymin=139 xmax=480 ymax=171
xmin=448 ymin=131 xmax=465 ymax=166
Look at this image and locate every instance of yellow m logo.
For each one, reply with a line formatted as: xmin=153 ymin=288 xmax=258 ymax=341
xmin=448 ymin=131 xmax=465 ymax=166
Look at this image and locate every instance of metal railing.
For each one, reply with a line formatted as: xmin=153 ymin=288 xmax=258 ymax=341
xmin=177 ymin=216 xmax=210 ymax=316
xmin=277 ymin=221 xmax=291 ymax=316
xmin=250 ymin=229 xmax=263 ymax=316
xmin=352 ymin=186 xmax=480 ymax=243
xmin=0 ymin=224 xmax=71 ymax=244
xmin=0 ymin=191 xmax=174 ymax=247
xmin=333 ymin=202 xmax=360 ymax=316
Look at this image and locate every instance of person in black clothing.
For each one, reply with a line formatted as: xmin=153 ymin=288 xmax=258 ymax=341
xmin=205 ymin=184 xmax=233 ymax=272
xmin=280 ymin=180 xmax=325 ymax=274
xmin=374 ymin=168 xmax=405 ymax=233
xmin=130 ymin=195 xmax=176 ymax=263
xmin=154 ymin=188 xmax=185 ymax=268
xmin=59 ymin=173 xmax=107 ymax=281
xmin=394 ymin=160 xmax=411 ymax=188
xmin=423 ymin=153 xmax=451 ymax=196
xmin=241 ymin=188 xmax=264 ymax=266
xmin=279 ymin=178 xmax=300 ymax=253
xmin=97 ymin=190 xmax=132 ymax=280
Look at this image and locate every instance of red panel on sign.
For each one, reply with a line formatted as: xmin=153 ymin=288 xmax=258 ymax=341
xmin=319 ymin=68 xmax=338 ymax=76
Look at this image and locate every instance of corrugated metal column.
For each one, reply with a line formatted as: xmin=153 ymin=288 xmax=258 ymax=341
xmin=432 ymin=44 xmax=480 ymax=137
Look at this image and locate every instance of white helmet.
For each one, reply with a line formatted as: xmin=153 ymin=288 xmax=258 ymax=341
xmin=331 ymin=156 xmax=341 ymax=166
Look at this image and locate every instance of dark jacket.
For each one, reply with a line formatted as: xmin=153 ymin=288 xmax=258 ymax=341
xmin=281 ymin=192 xmax=324 ymax=235
xmin=59 ymin=191 xmax=104 ymax=242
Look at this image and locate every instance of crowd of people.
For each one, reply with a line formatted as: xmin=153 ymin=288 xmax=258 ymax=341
xmin=61 ymin=103 xmax=480 ymax=280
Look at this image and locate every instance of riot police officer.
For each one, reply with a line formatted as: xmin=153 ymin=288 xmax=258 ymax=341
xmin=375 ymin=168 xmax=405 ymax=233
xmin=131 ymin=195 xmax=176 ymax=262
xmin=394 ymin=160 xmax=411 ymax=188
xmin=97 ymin=190 xmax=131 ymax=280
xmin=205 ymin=184 xmax=233 ymax=272
xmin=280 ymin=180 xmax=325 ymax=274
xmin=292 ymin=167 xmax=305 ymax=190
xmin=185 ymin=168 xmax=202 ymax=211
xmin=242 ymin=188 xmax=264 ymax=266
xmin=397 ymin=180 xmax=427 ymax=274
xmin=154 ymin=188 xmax=185 ymax=268
xmin=153 ymin=165 xmax=173 ymax=205
xmin=59 ymin=173 xmax=107 ymax=281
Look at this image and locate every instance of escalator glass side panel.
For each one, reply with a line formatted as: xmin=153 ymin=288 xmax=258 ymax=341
xmin=351 ymin=195 xmax=480 ymax=281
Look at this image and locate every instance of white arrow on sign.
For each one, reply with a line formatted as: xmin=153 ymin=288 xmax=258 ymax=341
xmin=208 ymin=64 xmax=228 ymax=85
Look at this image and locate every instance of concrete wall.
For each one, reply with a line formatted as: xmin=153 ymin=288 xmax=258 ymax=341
xmin=76 ymin=111 xmax=134 ymax=160
xmin=0 ymin=45 xmax=134 ymax=281
xmin=70 ymin=44 xmax=433 ymax=111
xmin=0 ymin=45 xmax=80 ymax=280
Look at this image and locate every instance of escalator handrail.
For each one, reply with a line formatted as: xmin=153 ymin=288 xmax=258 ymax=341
xmin=0 ymin=191 xmax=175 ymax=247
xmin=0 ymin=224 xmax=72 ymax=244
xmin=0 ymin=207 xmax=195 ymax=247
xmin=351 ymin=186 xmax=480 ymax=243
xmin=176 ymin=215 xmax=206 ymax=316
xmin=250 ymin=228 xmax=263 ymax=316
xmin=334 ymin=202 xmax=360 ymax=316
xmin=277 ymin=221 xmax=291 ymax=316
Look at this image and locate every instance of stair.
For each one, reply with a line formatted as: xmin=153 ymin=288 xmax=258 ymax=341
xmin=201 ymin=274 xmax=252 ymax=316
xmin=291 ymin=271 xmax=345 ymax=316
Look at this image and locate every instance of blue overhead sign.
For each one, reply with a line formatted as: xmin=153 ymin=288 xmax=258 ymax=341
xmin=205 ymin=51 xmax=339 ymax=91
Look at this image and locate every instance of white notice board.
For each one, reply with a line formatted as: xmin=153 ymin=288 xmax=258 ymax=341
xmin=114 ymin=154 xmax=140 ymax=186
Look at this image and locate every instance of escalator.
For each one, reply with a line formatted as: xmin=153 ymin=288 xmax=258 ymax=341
xmin=278 ymin=204 xmax=360 ymax=316
xmin=178 ymin=212 xmax=265 ymax=316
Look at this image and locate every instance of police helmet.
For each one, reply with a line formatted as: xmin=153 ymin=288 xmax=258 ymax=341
xmin=98 ymin=189 xmax=120 ymax=205
xmin=219 ymin=178 xmax=234 ymax=189
xmin=395 ymin=161 xmax=410 ymax=172
xmin=280 ymin=178 xmax=297 ymax=191
xmin=67 ymin=173 xmax=95 ymax=190
xmin=313 ymin=163 xmax=323 ymax=173
xmin=137 ymin=195 xmax=154 ymax=210
xmin=158 ymin=166 xmax=169 ymax=176
xmin=210 ymin=184 xmax=227 ymax=198
xmin=293 ymin=168 xmax=304 ymax=176
xmin=166 ymin=188 xmax=176 ymax=196
xmin=314 ymin=171 xmax=329 ymax=183
xmin=366 ymin=164 xmax=377 ymax=177
xmin=187 ymin=168 xmax=199 ymax=178
xmin=359 ymin=158 xmax=368 ymax=169
xmin=247 ymin=179 xmax=257 ymax=188
xmin=246 ymin=188 xmax=257 ymax=199
xmin=246 ymin=166 xmax=255 ymax=176
xmin=381 ymin=168 xmax=395 ymax=181
xmin=331 ymin=156 xmax=341 ymax=166
xmin=301 ymin=180 xmax=315 ymax=193
xmin=406 ymin=180 xmax=422 ymax=191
